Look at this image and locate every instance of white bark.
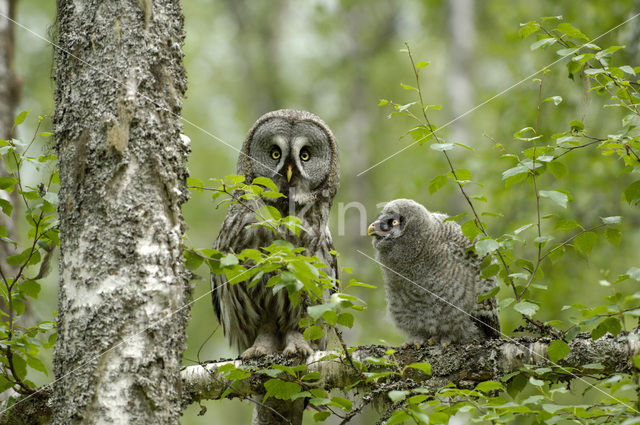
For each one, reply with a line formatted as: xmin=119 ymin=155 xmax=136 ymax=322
xmin=52 ymin=1 xmax=189 ymax=424
xmin=0 ymin=0 xmax=19 ymax=289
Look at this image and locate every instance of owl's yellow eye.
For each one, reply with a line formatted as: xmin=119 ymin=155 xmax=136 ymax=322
xmin=300 ymin=149 xmax=310 ymax=161
xmin=391 ymin=219 xmax=400 ymax=226
xmin=270 ymin=147 xmax=281 ymax=160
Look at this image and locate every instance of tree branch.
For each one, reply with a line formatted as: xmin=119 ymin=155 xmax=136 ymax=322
xmin=181 ymin=332 xmax=640 ymax=407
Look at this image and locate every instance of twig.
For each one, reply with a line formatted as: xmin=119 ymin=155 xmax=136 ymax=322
xmin=404 ymin=43 xmax=519 ymax=298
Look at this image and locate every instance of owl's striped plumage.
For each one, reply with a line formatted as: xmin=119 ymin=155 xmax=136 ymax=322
xmin=368 ymin=199 xmax=500 ymax=345
xmin=211 ymin=110 xmax=339 ymax=361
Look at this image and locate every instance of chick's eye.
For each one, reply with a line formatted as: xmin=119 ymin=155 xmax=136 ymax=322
xmin=300 ymin=148 xmax=310 ymax=161
xmin=270 ymin=147 xmax=281 ymax=160
xmin=391 ymin=219 xmax=400 ymax=226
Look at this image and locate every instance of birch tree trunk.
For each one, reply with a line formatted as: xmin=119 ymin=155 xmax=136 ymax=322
xmin=0 ymin=0 xmax=19 ymax=304
xmin=51 ymin=1 xmax=190 ymax=424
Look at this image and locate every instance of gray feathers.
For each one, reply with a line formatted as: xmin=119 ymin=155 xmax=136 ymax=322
xmin=212 ymin=109 xmax=340 ymax=358
xmin=369 ymin=199 xmax=500 ymax=345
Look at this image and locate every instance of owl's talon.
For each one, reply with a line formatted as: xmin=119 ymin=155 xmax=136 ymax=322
xmin=440 ymin=341 xmax=450 ymax=349
xmin=427 ymin=337 xmax=437 ymax=346
xmin=241 ymin=344 xmax=275 ymax=359
xmin=241 ymin=331 xmax=278 ymax=359
xmin=283 ymin=330 xmax=314 ymax=358
xmin=414 ymin=342 xmax=422 ymax=350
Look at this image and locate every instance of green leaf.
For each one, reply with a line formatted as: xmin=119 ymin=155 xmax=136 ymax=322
xmin=530 ymin=37 xmax=556 ymax=50
xmin=475 ymin=238 xmax=499 ymax=256
xmin=600 ymin=216 xmax=621 ymax=224
xmin=514 ymin=301 xmax=539 ymax=317
xmin=406 ymin=362 xmax=431 ymax=375
xmin=0 ymin=199 xmax=13 ymax=216
xmin=555 ymin=219 xmax=581 ymax=231
xmin=592 ymin=317 xmax=621 ymax=340
xmin=378 ymin=99 xmax=389 ymax=106
xmin=539 ymin=190 xmax=568 ymax=208
xmin=20 ymin=280 xmax=41 ymax=298
xmin=329 ymin=396 xmax=352 ymax=411
xmin=220 ymin=253 xmax=239 ymax=267
xmin=27 ymin=356 xmax=47 ymax=374
xmin=6 ymin=248 xmax=31 ymax=266
xmin=307 ymin=303 xmax=333 ymax=321
xmin=557 ymin=23 xmax=589 ymax=41
xmin=303 ymin=325 xmax=324 ymax=341
xmin=529 ymin=376 xmax=544 ymax=386
xmin=480 ymin=264 xmax=500 ymax=280
xmin=475 ymin=381 xmax=504 ymax=392
xmin=623 ymin=180 xmax=640 ymax=205
xmin=573 ymin=232 xmax=597 ymax=256
xmin=547 ymin=340 xmax=570 ymax=363
xmin=387 ymin=410 xmax=411 ymax=425
xmin=14 ymin=110 xmax=30 ymax=126
xmin=569 ymin=120 xmax=584 ymax=131
xmin=263 ymin=379 xmax=302 ymax=401
xmin=388 ymin=390 xmax=409 ymax=402
xmin=11 ymin=353 xmax=27 ymax=380
xmin=416 ymin=61 xmax=430 ymax=69
xmin=252 ymin=176 xmax=279 ymax=193
xmin=461 ymin=220 xmax=480 ymax=242
xmin=0 ymin=176 xmax=17 ymax=192
xmin=4 ymin=152 xmax=19 ymax=174
xmin=477 ymin=286 xmax=499 ymax=302
xmin=430 ymin=143 xmax=454 ymax=151
xmin=183 ymin=250 xmax=204 ymax=271
xmin=548 ymin=161 xmax=568 ymax=180
xmin=605 ymin=228 xmax=621 ymax=246
xmin=301 ymin=372 xmax=321 ymax=381
xmin=626 ymin=267 xmax=640 ymax=281
xmin=543 ymin=96 xmax=563 ymax=105
xmin=519 ymin=21 xmax=541 ymax=38
xmin=337 ymin=312 xmax=354 ymax=328
xmin=225 ymin=174 xmax=245 ymax=184
xmin=428 ymin=175 xmax=448 ymax=194
xmin=313 ymin=411 xmax=331 ymax=422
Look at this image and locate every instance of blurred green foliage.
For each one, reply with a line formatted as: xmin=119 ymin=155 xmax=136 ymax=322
xmin=8 ymin=0 xmax=640 ymax=423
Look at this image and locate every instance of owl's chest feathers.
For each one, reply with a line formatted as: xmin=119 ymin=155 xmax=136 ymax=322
xmin=382 ymin=244 xmax=475 ymax=318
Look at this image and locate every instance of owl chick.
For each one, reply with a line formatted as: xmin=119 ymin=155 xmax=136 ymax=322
xmin=368 ymin=199 xmax=500 ymax=346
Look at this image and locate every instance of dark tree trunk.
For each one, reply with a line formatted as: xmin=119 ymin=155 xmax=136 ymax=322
xmin=51 ymin=1 xmax=190 ymax=423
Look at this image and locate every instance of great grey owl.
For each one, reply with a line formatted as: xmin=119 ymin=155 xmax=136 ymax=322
xmin=211 ymin=109 xmax=339 ymax=360
xmin=368 ymin=199 xmax=500 ymax=346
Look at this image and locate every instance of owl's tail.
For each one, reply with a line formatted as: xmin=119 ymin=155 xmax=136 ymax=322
xmin=251 ymin=396 xmax=304 ymax=425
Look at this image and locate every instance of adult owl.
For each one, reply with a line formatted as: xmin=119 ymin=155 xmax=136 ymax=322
xmin=368 ymin=199 xmax=500 ymax=346
xmin=211 ymin=109 xmax=339 ymax=359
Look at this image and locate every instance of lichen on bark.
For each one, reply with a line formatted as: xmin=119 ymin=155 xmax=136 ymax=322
xmin=52 ymin=1 xmax=190 ymax=424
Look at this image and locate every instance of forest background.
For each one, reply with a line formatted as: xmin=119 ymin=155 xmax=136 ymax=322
xmin=7 ymin=0 xmax=640 ymax=423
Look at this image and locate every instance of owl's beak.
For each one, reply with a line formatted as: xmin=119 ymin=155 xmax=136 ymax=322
xmin=367 ymin=220 xmax=380 ymax=237
xmin=286 ymin=164 xmax=294 ymax=182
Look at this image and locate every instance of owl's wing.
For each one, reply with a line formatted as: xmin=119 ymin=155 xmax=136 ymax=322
xmin=210 ymin=200 xmax=269 ymax=344
xmin=440 ymin=219 xmax=501 ymax=339
xmin=472 ymin=279 xmax=501 ymax=339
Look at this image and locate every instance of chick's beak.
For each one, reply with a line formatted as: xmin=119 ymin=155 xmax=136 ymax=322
xmin=286 ymin=163 xmax=293 ymax=182
xmin=367 ymin=220 xmax=379 ymax=237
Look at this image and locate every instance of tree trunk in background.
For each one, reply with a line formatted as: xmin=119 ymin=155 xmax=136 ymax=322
xmin=446 ymin=0 xmax=474 ymax=144
xmin=52 ymin=1 xmax=189 ymax=424
xmin=223 ymin=0 xmax=285 ymax=117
